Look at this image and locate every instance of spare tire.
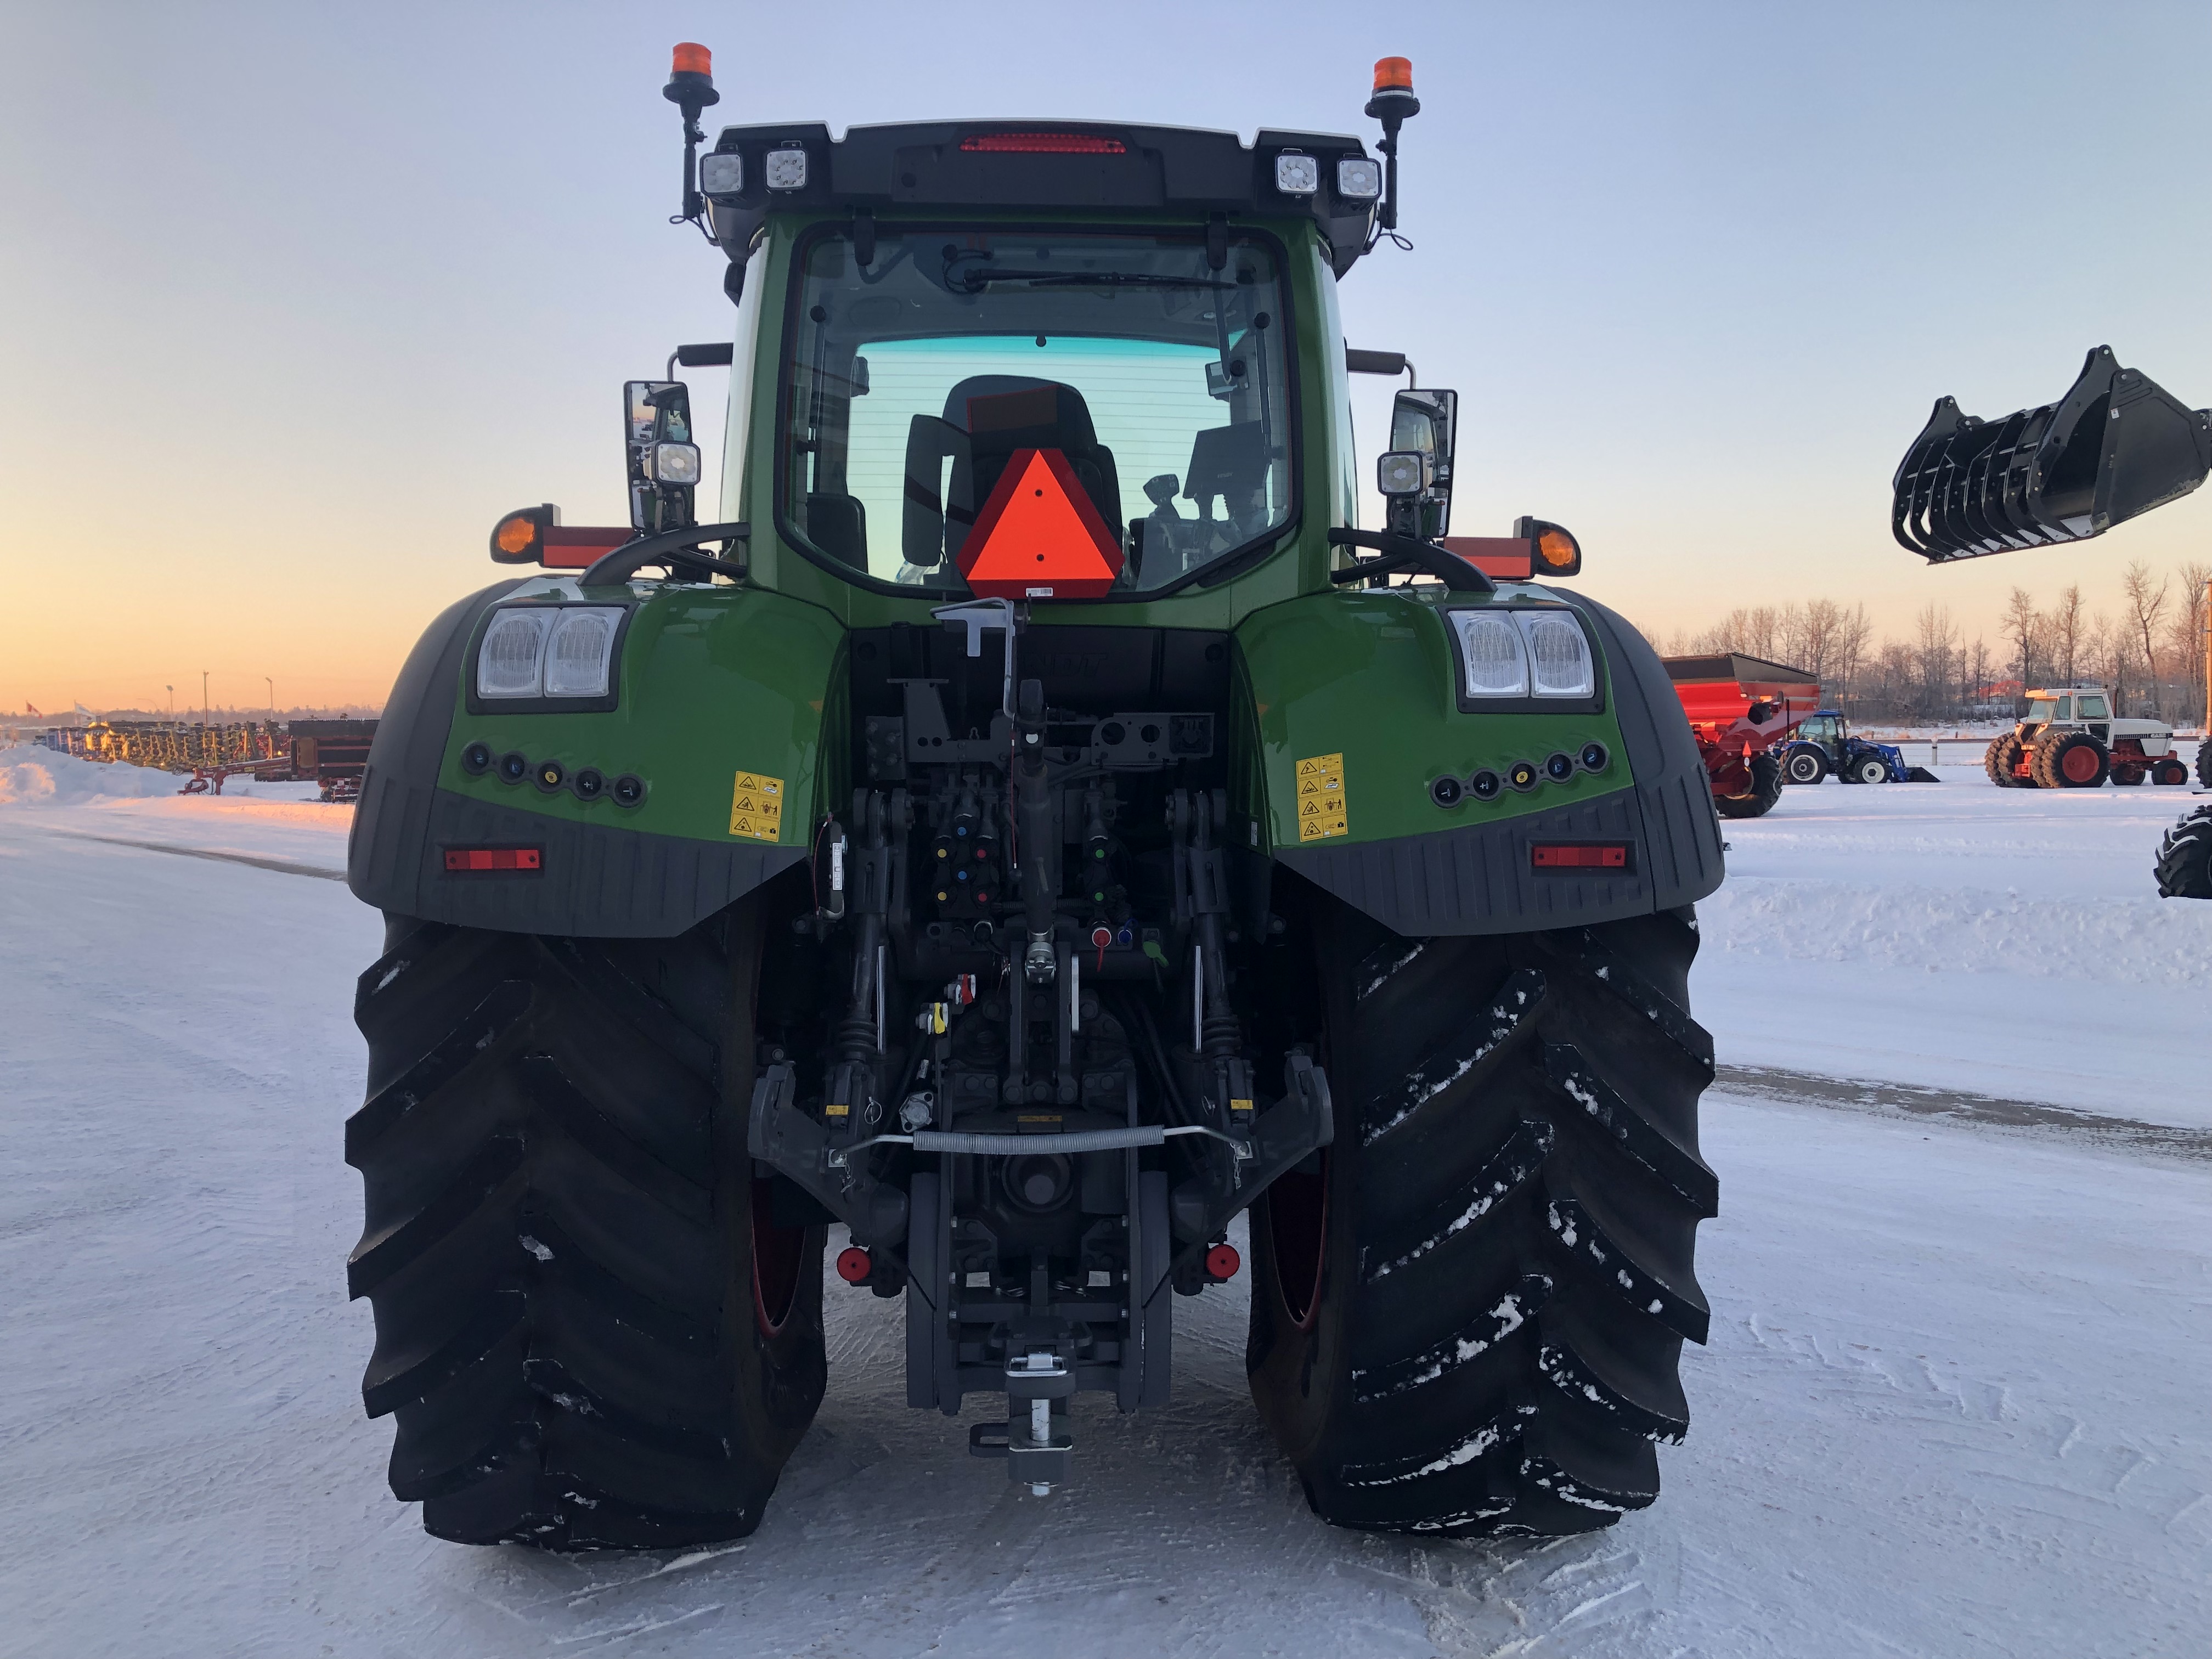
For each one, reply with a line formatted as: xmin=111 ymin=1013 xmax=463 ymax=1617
xmin=2031 ymin=732 xmax=2110 ymax=789
xmin=1983 ymin=733 xmax=2026 ymax=788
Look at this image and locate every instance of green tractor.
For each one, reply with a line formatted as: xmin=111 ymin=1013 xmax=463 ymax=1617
xmin=344 ymin=46 xmax=1725 ymax=1550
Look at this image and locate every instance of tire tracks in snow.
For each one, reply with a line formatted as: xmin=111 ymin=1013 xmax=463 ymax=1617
xmin=1713 ymin=1063 xmax=2212 ymax=1161
xmin=39 ymin=829 xmax=346 ymax=882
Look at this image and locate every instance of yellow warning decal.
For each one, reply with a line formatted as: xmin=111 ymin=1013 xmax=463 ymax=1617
xmin=729 ymin=770 xmax=786 ymax=842
xmin=823 ymin=1102 xmax=849 ymax=1118
xmin=1295 ymin=752 xmax=1348 ymax=842
xmin=1229 ymin=1097 xmax=1255 ymax=1114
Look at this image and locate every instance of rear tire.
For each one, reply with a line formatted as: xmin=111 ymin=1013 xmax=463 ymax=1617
xmin=2155 ymin=806 xmax=2212 ymax=900
xmin=1248 ymin=905 xmax=1716 ymax=1537
xmin=1984 ymin=732 xmax=2027 ymax=787
xmin=1783 ymin=746 xmax=1826 ymax=786
xmin=2197 ymin=740 xmax=2211 ymax=788
xmin=1714 ymin=752 xmax=1784 ymax=819
xmin=2031 ymin=732 xmax=2109 ymax=789
xmin=346 ymin=895 xmax=825 ymax=1549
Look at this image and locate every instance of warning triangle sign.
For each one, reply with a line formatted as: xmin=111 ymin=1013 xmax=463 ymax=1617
xmin=956 ymin=448 xmax=1125 ymax=600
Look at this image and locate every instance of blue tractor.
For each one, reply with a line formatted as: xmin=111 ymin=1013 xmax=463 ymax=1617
xmin=1780 ymin=712 xmax=1937 ymax=785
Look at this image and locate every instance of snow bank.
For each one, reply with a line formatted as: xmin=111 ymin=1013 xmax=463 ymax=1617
xmin=0 ymin=745 xmax=178 ymax=805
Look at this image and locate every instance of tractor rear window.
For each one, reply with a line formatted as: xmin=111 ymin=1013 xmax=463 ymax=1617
xmin=775 ymin=228 xmax=1295 ymax=595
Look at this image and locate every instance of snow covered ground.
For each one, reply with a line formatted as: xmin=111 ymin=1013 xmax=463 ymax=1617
xmin=1697 ymin=764 xmax=2212 ymax=1126
xmin=1 ymin=750 xmax=2205 ymax=1657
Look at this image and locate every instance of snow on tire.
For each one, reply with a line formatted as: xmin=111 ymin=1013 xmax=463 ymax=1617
xmin=1247 ymin=904 xmax=1716 ymax=1537
xmin=346 ymin=898 xmax=825 ymax=1549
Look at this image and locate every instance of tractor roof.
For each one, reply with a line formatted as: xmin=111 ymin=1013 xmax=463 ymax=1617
xmin=701 ymin=120 xmax=1380 ymax=276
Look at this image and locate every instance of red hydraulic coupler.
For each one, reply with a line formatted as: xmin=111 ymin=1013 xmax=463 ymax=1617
xmin=834 ymin=1245 xmax=873 ymax=1285
xmin=1204 ymin=1243 xmax=1241 ymax=1282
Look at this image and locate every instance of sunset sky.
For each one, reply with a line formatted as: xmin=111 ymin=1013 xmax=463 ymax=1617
xmin=3 ymin=1 xmax=2206 ymax=715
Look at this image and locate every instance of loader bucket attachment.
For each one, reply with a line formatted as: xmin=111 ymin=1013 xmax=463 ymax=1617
xmin=1891 ymin=347 xmax=2211 ymax=562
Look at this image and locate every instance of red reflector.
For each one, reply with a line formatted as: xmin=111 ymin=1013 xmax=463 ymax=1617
xmin=1437 ymin=536 xmax=1534 ymax=580
xmin=539 ymin=527 xmax=633 ymax=569
xmin=834 ymin=1246 xmax=872 ymax=1285
xmin=444 ymin=846 xmax=544 ymax=872
xmin=1205 ymin=1243 xmax=1242 ymax=1281
xmin=957 ymin=447 xmax=1125 ymax=599
xmin=960 ymin=132 xmax=1126 ymax=154
xmin=1531 ymin=843 xmax=1629 ymax=870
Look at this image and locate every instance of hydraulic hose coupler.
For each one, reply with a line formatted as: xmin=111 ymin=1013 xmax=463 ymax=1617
xmin=1025 ymin=930 xmax=1057 ymax=983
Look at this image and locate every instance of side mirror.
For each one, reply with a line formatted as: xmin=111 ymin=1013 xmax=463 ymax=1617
xmin=1387 ymin=387 xmax=1457 ymax=538
xmin=625 ymin=380 xmax=702 ymax=534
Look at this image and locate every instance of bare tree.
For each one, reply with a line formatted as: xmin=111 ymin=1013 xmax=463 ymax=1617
xmin=1913 ymin=603 xmax=1957 ymax=718
xmin=1967 ymin=635 xmax=1991 ymax=712
xmin=1793 ymin=599 xmax=1841 ymax=682
xmin=1743 ymin=606 xmax=1780 ymax=660
xmin=1999 ymin=586 xmax=2040 ymax=710
xmin=2164 ymin=562 xmax=2211 ymax=727
xmin=1833 ymin=603 xmax=1871 ymax=708
xmin=2046 ymin=585 xmax=2084 ymax=685
xmin=2121 ymin=561 xmax=2169 ymax=713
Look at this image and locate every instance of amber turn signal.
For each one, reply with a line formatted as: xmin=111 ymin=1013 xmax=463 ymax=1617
xmin=1372 ymin=56 xmax=1414 ymax=93
xmin=489 ymin=504 xmax=558 ymax=564
xmin=1514 ymin=517 xmax=1583 ymax=578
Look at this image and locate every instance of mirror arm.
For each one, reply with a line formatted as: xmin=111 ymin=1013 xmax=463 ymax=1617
xmin=1327 ymin=528 xmax=1492 ymax=594
xmin=580 ymin=521 xmax=750 ymax=586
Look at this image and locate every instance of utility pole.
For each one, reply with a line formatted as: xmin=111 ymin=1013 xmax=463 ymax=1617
xmin=266 ymin=676 xmax=274 ymax=716
xmin=202 ymin=671 xmax=209 ymax=729
xmin=166 ymin=685 xmax=173 ymax=718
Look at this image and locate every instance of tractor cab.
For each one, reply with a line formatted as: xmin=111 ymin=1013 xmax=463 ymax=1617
xmin=2018 ymin=687 xmax=2114 ymax=746
xmin=1795 ymin=712 xmax=1844 ymax=754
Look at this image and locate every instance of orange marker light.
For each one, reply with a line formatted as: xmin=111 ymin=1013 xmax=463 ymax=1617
xmin=494 ymin=515 xmax=538 ymax=556
xmin=1537 ymin=528 xmax=1577 ymax=568
xmin=671 ymin=42 xmax=711 ymax=75
xmin=1372 ymin=56 xmax=1414 ymax=93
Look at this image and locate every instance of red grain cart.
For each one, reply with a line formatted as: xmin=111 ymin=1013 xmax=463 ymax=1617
xmin=1661 ymin=653 xmax=1821 ymax=819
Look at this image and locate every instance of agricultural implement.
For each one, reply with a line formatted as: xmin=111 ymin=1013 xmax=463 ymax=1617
xmin=1891 ymin=351 xmax=2212 ymax=896
xmin=1662 ymin=652 xmax=1821 ymax=816
xmin=344 ymin=48 xmax=1725 ymax=1550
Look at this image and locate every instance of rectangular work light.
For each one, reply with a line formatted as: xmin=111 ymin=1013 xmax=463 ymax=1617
xmin=764 ymin=145 xmax=808 ymax=191
xmin=1273 ymin=153 xmax=1319 ymax=195
xmin=698 ymin=153 xmax=744 ymax=195
xmin=1447 ymin=610 xmax=1596 ymax=701
xmin=476 ymin=606 xmax=627 ymax=701
xmin=1335 ymin=157 xmax=1382 ymax=199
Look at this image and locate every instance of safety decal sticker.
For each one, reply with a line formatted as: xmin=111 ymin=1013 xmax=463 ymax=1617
xmin=1295 ymin=752 xmax=1348 ymax=842
xmin=729 ymin=771 xmax=785 ymax=842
